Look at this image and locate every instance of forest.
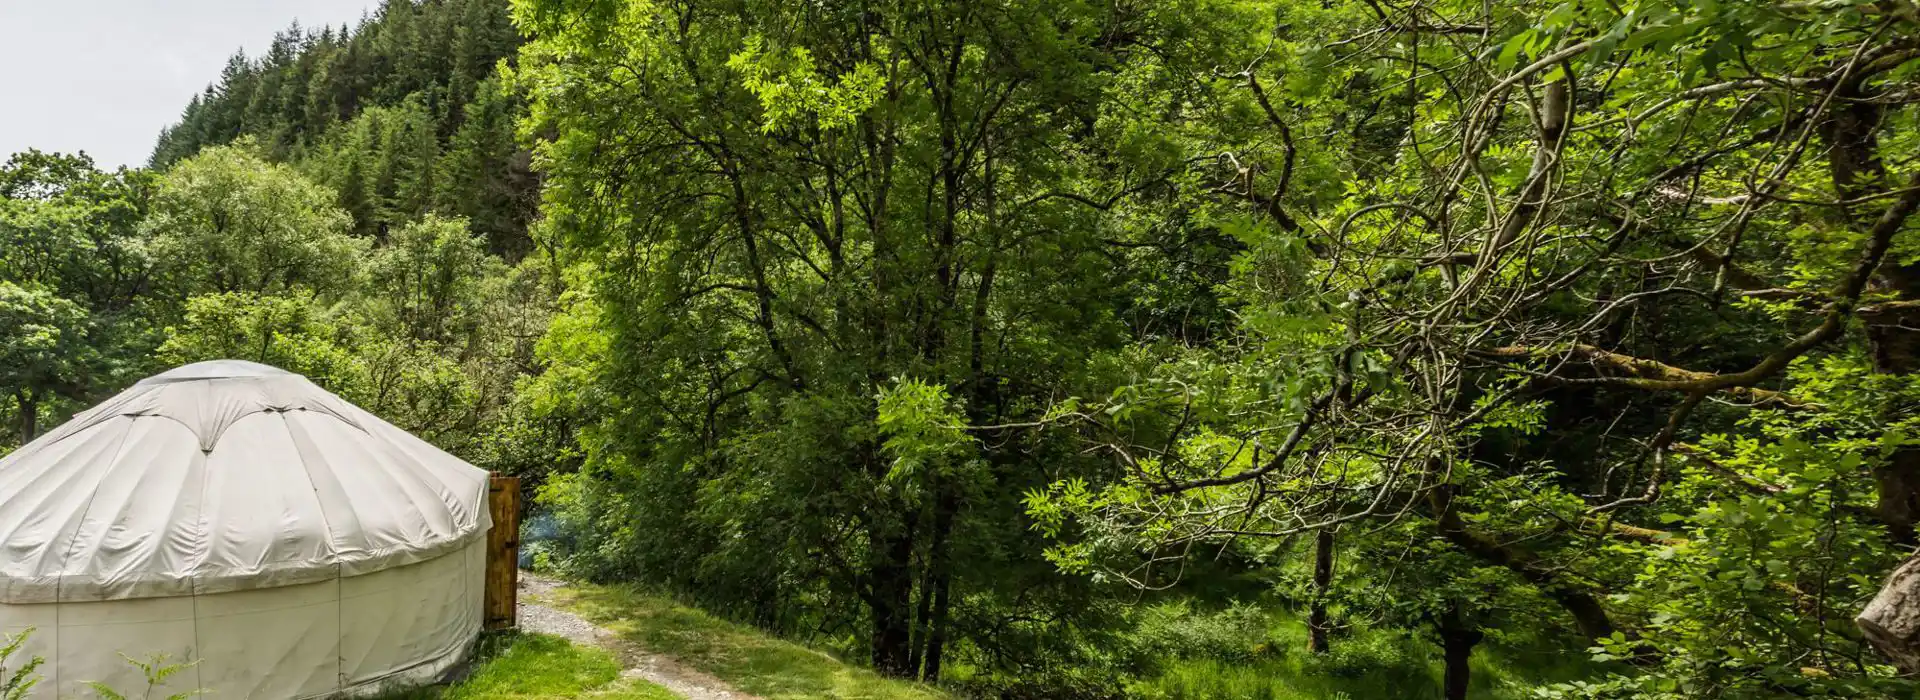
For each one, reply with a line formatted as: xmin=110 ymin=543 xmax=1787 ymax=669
xmin=6 ymin=0 xmax=1920 ymax=697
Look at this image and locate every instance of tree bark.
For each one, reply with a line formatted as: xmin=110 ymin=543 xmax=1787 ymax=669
xmin=1309 ymin=528 xmax=1335 ymax=654
xmin=1821 ymin=87 xmax=1920 ymax=545
xmin=907 ymin=517 xmax=932 ymax=675
xmin=1863 ymin=275 xmax=1920 ymax=545
xmin=1438 ymin=605 xmax=1483 ymax=700
xmin=1859 ymin=289 xmax=1920 ymax=670
xmin=907 ymin=560 xmax=932 ymax=676
xmin=921 ymin=560 xmax=954 ymax=682
xmin=1860 ymin=555 xmax=1920 ymax=674
xmin=869 ymin=515 xmax=917 ymax=676
xmin=1823 ymin=77 xmax=1920 ymax=670
xmin=906 ymin=476 xmax=960 ymax=679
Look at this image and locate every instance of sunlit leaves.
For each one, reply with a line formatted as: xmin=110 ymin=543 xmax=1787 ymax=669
xmin=875 ymin=377 xmax=978 ymax=488
xmin=728 ymin=37 xmax=884 ymax=133
xmin=146 ymin=142 xmax=365 ymax=297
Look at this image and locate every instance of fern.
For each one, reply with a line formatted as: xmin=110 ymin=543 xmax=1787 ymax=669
xmin=1 ymin=627 xmax=44 ymax=700
xmin=86 ymin=653 xmax=203 ymax=700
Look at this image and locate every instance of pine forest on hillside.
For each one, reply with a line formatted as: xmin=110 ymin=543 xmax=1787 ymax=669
xmin=8 ymin=0 xmax=1920 ymax=698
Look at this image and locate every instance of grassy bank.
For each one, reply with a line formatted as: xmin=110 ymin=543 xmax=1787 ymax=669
xmin=535 ymin=578 xmax=1602 ymax=699
xmin=376 ymin=633 xmax=675 ymax=699
xmin=537 ymin=581 xmax=949 ymax=700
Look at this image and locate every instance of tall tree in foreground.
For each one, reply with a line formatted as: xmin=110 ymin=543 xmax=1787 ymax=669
xmin=512 ymin=0 xmax=1246 ymax=680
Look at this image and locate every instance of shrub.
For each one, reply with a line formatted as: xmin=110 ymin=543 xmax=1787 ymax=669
xmin=1127 ymin=601 xmax=1275 ymax=666
xmin=1295 ymin=630 xmax=1427 ymax=681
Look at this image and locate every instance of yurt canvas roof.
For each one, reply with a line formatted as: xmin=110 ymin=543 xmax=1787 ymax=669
xmin=0 ymin=360 xmax=490 ymax=604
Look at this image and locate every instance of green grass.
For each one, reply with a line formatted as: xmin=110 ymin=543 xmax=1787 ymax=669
xmin=376 ymin=632 xmax=677 ymax=699
xmin=465 ymin=580 xmax=1599 ymax=700
xmin=538 ymin=581 xmax=949 ymax=700
xmin=1130 ymin=616 xmax=1603 ymax=700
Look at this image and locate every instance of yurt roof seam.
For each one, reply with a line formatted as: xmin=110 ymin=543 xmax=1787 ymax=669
xmin=281 ymin=410 xmax=347 ymax=575
xmin=31 ymin=404 xmax=370 ymax=456
xmin=53 ymin=416 xmax=136 ymax=605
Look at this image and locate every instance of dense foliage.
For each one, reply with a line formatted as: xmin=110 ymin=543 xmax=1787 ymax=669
xmin=0 ymin=145 xmax=547 ymax=471
xmin=510 ymin=0 xmax=1257 ymax=689
xmin=8 ymin=0 xmax=1920 ymax=697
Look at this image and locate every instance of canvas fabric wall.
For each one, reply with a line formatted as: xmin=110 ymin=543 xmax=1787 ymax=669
xmin=0 ymin=538 xmax=485 ymax=698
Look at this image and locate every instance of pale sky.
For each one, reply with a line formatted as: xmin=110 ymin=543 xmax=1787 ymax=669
xmin=0 ymin=0 xmax=378 ymax=169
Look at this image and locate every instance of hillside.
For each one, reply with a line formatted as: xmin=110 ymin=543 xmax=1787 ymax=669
xmin=151 ymin=0 xmax=535 ymax=257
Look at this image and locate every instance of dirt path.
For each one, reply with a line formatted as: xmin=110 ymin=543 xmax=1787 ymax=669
xmin=517 ymin=572 xmax=760 ymax=700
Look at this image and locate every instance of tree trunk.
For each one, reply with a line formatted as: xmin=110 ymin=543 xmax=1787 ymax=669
xmin=1823 ymin=90 xmax=1920 ymax=545
xmin=16 ymin=392 xmax=36 ymax=446
xmin=907 ymin=562 xmax=932 ymax=675
xmin=1309 ymin=528 xmax=1335 ymax=654
xmin=869 ymin=517 xmax=917 ymax=676
xmin=919 ymin=486 xmax=959 ymax=681
xmin=907 ymin=509 xmax=934 ymax=675
xmin=1861 ymin=273 xmax=1920 ymax=672
xmin=1863 ymin=288 xmax=1920 ymax=545
xmin=1859 ymin=555 xmax=1920 ymax=673
xmin=1438 ymin=606 xmax=1483 ymax=700
xmin=1823 ymin=91 xmax=1920 ymax=668
xmin=922 ymin=572 xmax=953 ymax=682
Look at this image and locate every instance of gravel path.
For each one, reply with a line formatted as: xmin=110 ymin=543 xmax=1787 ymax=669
xmin=518 ymin=573 xmax=759 ymax=700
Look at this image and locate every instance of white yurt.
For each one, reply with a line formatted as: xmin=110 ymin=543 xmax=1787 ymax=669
xmin=0 ymin=360 xmax=491 ymax=698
